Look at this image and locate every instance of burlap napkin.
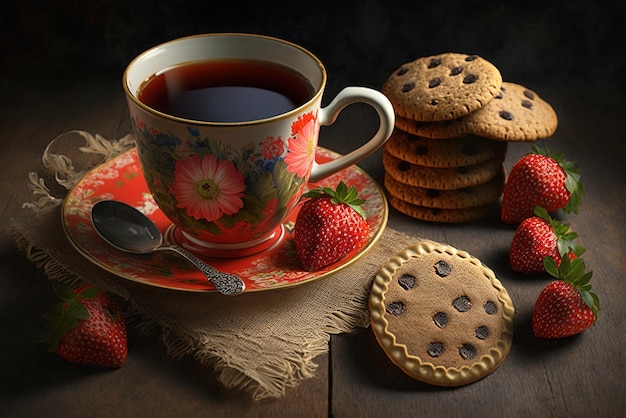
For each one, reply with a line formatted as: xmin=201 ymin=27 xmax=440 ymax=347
xmin=10 ymin=131 xmax=419 ymax=400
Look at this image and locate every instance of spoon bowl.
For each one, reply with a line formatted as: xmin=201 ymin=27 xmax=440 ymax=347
xmin=91 ymin=200 xmax=245 ymax=295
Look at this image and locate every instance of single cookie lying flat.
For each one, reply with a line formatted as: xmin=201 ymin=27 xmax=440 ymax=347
xmin=387 ymin=195 xmax=499 ymax=223
xmin=369 ymin=241 xmax=515 ymax=386
xmin=384 ymin=172 xmax=505 ymax=210
xmin=396 ymin=82 xmax=558 ymax=141
xmin=382 ymin=53 xmax=503 ymax=122
xmin=383 ymin=148 xmax=504 ymax=190
xmin=385 ymin=129 xmax=508 ymax=168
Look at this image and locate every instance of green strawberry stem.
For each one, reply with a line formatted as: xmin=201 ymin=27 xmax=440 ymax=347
xmin=543 ymin=255 xmax=599 ymax=320
xmin=303 ymin=181 xmax=367 ymax=220
xmin=533 ymin=206 xmax=585 ymax=257
xmin=532 ymin=145 xmax=584 ymax=214
xmin=39 ymin=285 xmax=100 ymax=351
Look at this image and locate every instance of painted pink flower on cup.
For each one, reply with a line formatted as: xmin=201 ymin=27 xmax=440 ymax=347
xmin=285 ymin=112 xmax=318 ymax=178
xmin=171 ymin=154 xmax=246 ymax=222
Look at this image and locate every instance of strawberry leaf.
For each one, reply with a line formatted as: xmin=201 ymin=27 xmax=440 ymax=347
xmin=533 ymin=205 xmax=551 ymax=220
xmin=543 ymin=256 xmax=559 ymax=278
xmin=40 ymin=285 xmax=102 ymax=351
xmin=59 ymin=286 xmax=77 ymax=301
xmin=566 ymin=258 xmax=586 ymax=281
xmin=591 ymin=292 xmax=600 ymax=315
xmin=67 ymin=300 xmax=89 ymax=320
xmin=303 ymin=181 xmax=367 ymax=220
xmin=534 ymin=205 xmax=585 ymax=258
xmin=78 ymin=286 xmax=100 ymax=299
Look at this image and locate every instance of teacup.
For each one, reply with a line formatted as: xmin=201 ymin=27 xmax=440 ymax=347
xmin=123 ymin=33 xmax=394 ymax=258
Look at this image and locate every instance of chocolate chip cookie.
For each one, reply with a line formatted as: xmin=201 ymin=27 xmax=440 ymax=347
xmin=369 ymin=241 xmax=515 ymax=386
xmin=382 ymin=53 xmax=503 ymax=122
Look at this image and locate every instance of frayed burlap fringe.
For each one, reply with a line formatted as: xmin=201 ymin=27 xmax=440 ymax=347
xmin=23 ymin=130 xmax=135 ymax=216
xmin=12 ymin=130 xmax=419 ymax=400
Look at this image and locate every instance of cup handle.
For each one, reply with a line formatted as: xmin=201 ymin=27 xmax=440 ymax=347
xmin=308 ymin=86 xmax=395 ymax=184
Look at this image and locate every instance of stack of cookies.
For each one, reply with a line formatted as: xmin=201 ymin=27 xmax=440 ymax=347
xmin=381 ymin=53 xmax=558 ymax=223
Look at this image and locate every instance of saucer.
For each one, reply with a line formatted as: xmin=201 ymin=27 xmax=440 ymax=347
xmin=62 ymin=147 xmax=388 ymax=293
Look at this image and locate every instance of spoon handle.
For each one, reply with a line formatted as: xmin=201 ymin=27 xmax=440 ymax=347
xmin=162 ymin=245 xmax=246 ymax=295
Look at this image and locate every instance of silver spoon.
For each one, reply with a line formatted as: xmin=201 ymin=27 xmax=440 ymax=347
xmin=91 ymin=200 xmax=245 ymax=295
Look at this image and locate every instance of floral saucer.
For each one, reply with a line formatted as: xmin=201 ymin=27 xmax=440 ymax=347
xmin=62 ymin=147 xmax=388 ymax=292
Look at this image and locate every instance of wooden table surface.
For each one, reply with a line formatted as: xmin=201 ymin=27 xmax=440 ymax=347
xmin=1 ymin=2 xmax=624 ymax=417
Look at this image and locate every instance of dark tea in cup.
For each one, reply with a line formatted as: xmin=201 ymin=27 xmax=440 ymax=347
xmin=137 ymin=59 xmax=315 ymax=122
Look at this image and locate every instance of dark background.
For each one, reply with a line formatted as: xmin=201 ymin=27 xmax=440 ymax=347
xmin=2 ymin=0 xmax=623 ymax=93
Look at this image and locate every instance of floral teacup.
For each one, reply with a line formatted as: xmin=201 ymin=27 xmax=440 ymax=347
xmin=123 ymin=33 xmax=394 ymax=257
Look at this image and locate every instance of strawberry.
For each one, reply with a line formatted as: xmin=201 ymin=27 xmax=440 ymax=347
xmin=294 ymin=181 xmax=370 ymax=271
xmin=532 ymin=256 xmax=599 ymax=339
xmin=510 ymin=206 xmax=585 ymax=273
xmin=501 ymin=145 xmax=583 ymax=224
xmin=40 ymin=285 xmax=128 ymax=368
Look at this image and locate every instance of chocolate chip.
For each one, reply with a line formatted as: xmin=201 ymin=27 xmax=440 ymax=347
xmin=499 ymin=110 xmax=514 ymax=120
xmin=428 ymin=78 xmax=442 ymax=88
xmin=522 ymin=100 xmax=533 ymax=109
xmin=484 ymin=301 xmax=498 ymax=315
xmin=430 ymin=99 xmax=439 ymax=106
xmin=398 ymin=161 xmax=411 ymax=171
xmin=461 ymin=143 xmax=477 ymax=155
xmin=398 ymin=273 xmax=416 ymax=290
xmin=465 ymin=55 xmax=477 ymax=61
xmin=450 ymin=66 xmax=463 ymax=76
xmin=415 ymin=144 xmax=428 ymax=155
xmin=459 ymin=343 xmax=477 ymax=360
xmin=402 ymin=83 xmax=415 ymax=93
xmin=434 ymin=260 xmax=451 ymax=277
xmin=426 ymin=189 xmax=440 ymax=198
xmin=433 ymin=312 xmax=449 ymax=328
xmin=427 ymin=342 xmax=445 ymax=357
xmin=463 ymin=74 xmax=478 ymax=84
xmin=475 ymin=326 xmax=490 ymax=340
xmin=523 ymin=90 xmax=535 ymax=100
xmin=428 ymin=58 xmax=442 ymax=68
xmin=397 ymin=67 xmax=408 ymax=76
xmin=453 ymin=296 xmax=471 ymax=312
xmin=386 ymin=301 xmax=405 ymax=316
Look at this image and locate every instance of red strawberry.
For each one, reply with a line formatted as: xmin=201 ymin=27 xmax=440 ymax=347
xmin=294 ymin=181 xmax=370 ymax=271
xmin=40 ymin=285 xmax=128 ymax=368
xmin=510 ymin=206 xmax=584 ymax=273
xmin=501 ymin=145 xmax=583 ymax=224
xmin=532 ymin=256 xmax=599 ymax=339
